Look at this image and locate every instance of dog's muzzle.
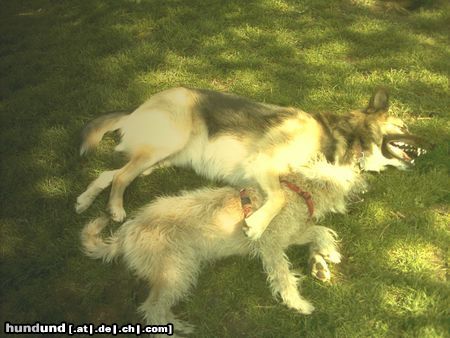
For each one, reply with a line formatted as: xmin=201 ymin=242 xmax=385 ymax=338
xmin=382 ymin=134 xmax=431 ymax=165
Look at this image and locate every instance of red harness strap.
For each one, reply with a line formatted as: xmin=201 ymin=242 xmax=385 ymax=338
xmin=239 ymin=181 xmax=314 ymax=219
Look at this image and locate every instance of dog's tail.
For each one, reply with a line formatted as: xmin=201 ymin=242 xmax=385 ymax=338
xmin=80 ymin=111 xmax=129 ymax=156
xmin=81 ymin=216 xmax=121 ymax=263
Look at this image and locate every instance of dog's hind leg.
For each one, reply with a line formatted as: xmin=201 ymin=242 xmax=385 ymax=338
xmin=294 ymin=226 xmax=341 ymax=282
xmin=76 ymin=170 xmax=119 ymax=213
xmin=259 ymin=246 xmax=314 ymax=314
xmin=108 ymin=148 xmax=171 ymax=222
xmin=76 ymin=160 xmax=172 ymax=214
xmin=138 ymin=263 xmax=197 ymax=335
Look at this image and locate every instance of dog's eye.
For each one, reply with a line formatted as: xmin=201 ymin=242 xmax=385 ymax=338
xmin=400 ymin=125 xmax=409 ymax=133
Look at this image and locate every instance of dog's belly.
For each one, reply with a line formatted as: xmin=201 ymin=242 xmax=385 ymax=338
xmin=171 ymin=134 xmax=254 ymax=186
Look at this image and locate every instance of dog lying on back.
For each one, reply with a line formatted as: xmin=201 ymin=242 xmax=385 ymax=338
xmin=81 ymin=128 xmax=427 ymax=335
xmin=76 ymin=88 xmax=419 ymax=240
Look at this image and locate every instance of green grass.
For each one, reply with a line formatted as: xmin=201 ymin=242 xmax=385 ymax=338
xmin=1 ymin=0 xmax=449 ymax=337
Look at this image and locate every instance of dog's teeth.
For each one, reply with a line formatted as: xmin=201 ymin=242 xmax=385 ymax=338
xmin=417 ymin=148 xmax=427 ymax=156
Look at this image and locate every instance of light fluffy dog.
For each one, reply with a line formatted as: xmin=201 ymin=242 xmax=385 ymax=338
xmin=76 ymin=87 xmax=422 ymax=240
xmin=81 ymin=157 xmax=370 ymax=335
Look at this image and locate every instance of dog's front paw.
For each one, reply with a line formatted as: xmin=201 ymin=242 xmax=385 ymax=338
xmin=75 ymin=193 xmax=94 ymax=214
xmin=109 ymin=205 xmax=126 ymax=222
xmin=242 ymin=218 xmax=263 ymax=241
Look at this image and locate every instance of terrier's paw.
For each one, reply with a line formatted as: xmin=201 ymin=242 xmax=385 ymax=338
xmin=173 ymin=319 xmax=195 ymax=335
xmin=109 ymin=205 xmax=126 ymax=222
xmin=326 ymin=250 xmax=341 ymax=264
xmin=310 ymin=254 xmax=331 ymax=282
xmin=75 ymin=193 xmax=94 ymax=214
xmin=242 ymin=218 xmax=263 ymax=241
xmin=288 ymin=298 xmax=315 ymax=315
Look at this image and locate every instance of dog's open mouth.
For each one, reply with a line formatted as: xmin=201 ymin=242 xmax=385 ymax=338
xmin=382 ymin=134 xmax=430 ymax=164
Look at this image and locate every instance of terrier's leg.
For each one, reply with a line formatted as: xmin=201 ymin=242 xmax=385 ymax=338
xmin=139 ymin=289 xmax=195 ymax=336
xmin=309 ymin=227 xmax=341 ymax=282
xmin=139 ymin=266 xmax=197 ymax=335
xmin=293 ymin=225 xmax=341 ymax=282
xmin=259 ymin=246 xmax=314 ymax=314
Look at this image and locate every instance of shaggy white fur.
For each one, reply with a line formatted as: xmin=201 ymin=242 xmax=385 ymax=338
xmin=81 ymin=159 xmax=366 ymax=335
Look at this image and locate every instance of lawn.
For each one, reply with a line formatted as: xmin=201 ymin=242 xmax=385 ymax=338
xmin=1 ymin=0 xmax=449 ymax=337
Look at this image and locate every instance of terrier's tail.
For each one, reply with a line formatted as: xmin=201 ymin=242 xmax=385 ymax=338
xmin=81 ymin=216 xmax=121 ymax=263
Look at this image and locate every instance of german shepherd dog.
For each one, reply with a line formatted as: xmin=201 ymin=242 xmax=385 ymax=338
xmin=81 ymin=145 xmax=427 ymax=334
xmin=76 ymin=87 xmax=424 ymax=240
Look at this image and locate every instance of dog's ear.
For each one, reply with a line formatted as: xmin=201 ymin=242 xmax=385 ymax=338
xmin=365 ymin=88 xmax=389 ymax=114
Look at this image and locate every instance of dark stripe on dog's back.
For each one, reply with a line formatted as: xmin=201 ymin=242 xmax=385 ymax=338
xmin=313 ymin=113 xmax=338 ymax=163
xmin=193 ymin=89 xmax=296 ymax=137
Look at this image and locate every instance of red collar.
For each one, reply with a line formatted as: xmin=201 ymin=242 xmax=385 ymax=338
xmin=239 ymin=180 xmax=314 ymax=218
xmin=280 ymin=179 xmax=314 ymax=218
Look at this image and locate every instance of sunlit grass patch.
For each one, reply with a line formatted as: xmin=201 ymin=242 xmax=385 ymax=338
xmin=362 ymin=201 xmax=391 ymax=226
xmin=35 ymin=176 xmax=70 ymax=198
xmin=381 ymin=285 xmax=436 ymax=316
xmin=415 ymin=326 xmax=448 ymax=338
xmin=386 ymin=239 xmax=444 ymax=276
